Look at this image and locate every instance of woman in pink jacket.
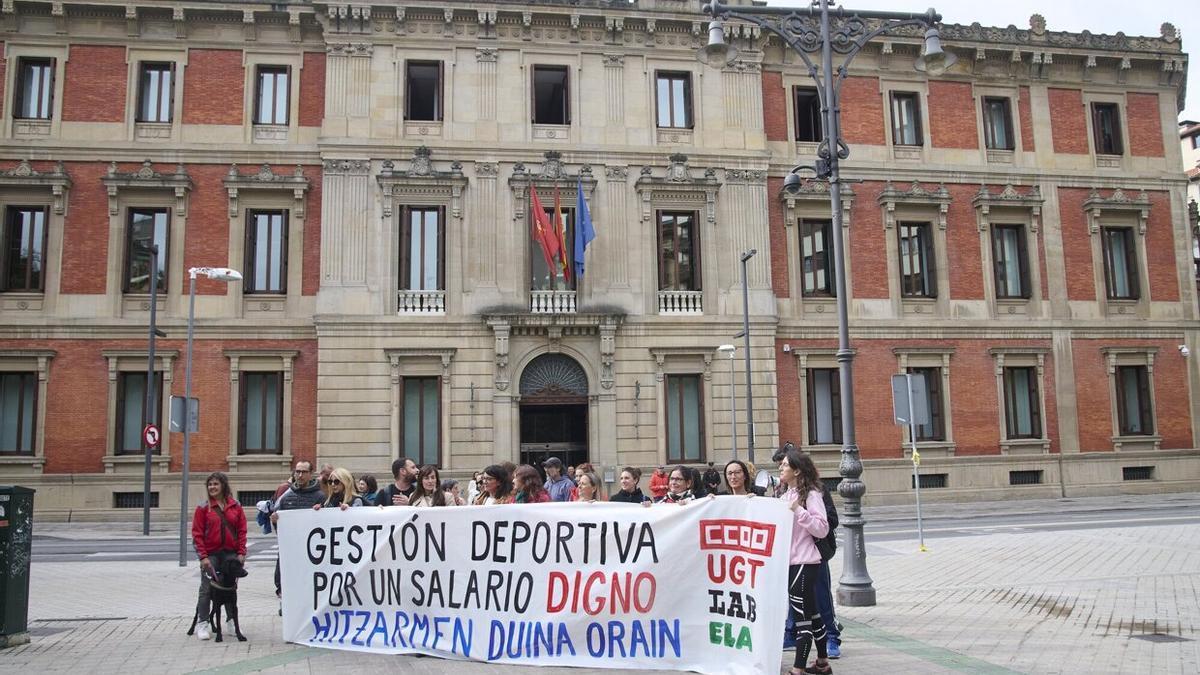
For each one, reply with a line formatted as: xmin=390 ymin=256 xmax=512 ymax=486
xmin=780 ymin=450 xmax=832 ymax=675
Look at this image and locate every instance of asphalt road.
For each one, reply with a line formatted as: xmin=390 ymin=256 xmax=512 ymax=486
xmin=32 ymin=500 xmax=1200 ymax=562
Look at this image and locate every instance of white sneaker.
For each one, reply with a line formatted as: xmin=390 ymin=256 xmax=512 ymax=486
xmin=196 ymin=623 xmax=212 ymax=641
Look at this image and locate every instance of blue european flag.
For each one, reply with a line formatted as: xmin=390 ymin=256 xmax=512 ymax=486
xmin=574 ymin=177 xmax=596 ymax=276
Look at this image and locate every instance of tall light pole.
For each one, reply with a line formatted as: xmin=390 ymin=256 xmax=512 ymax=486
xmin=178 ymin=266 xmax=242 ymax=567
xmin=717 ymin=344 xmax=737 ymax=459
xmin=739 ymin=250 xmax=757 ymax=465
xmin=701 ymin=0 xmax=955 ymax=607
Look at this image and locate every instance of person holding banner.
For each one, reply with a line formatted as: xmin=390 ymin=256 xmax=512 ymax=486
xmin=572 ymin=470 xmax=602 ymax=502
xmin=380 ymin=457 xmax=418 ymax=506
xmin=780 ymin=450 xmax=833 ymax=675
xmin=473 ymin=464 xmax=514 ymax=505
xmin=313 ymin=468 xmax=365 ymax=510
xmin=610 ymin=467 xmax=652 ymax=504
xmin=654 ymin=465 xmax=695 ymax=504
xmin=719 ymin=460 xmax=767 ymax=497
xmin=513 ymin=464 xmax=552 ymax=503
xmin=411 ymin=465 xmax=453 ymax=507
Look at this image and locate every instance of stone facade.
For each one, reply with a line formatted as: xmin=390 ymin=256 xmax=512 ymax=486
xmin=0 ymin=0 xmax=1195 ymax=520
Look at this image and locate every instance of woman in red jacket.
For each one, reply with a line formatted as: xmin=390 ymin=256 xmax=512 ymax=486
xmin=190 ymin=472 xmax=248 ymax=641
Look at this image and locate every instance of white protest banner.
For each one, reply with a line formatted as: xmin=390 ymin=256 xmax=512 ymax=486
xmin=278 ymin=497 xmax=793 ymax=674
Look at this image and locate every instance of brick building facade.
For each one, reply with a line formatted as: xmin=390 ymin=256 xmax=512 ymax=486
xmin=0 ymin=0 xmax=1195 ymax=520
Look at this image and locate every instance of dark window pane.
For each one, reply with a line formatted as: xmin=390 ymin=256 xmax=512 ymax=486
xmin=137 ymin=63 xmax=173 ymax=123
xmin=125 ymin=209 xmax=169 ymax=293
xmin=800 ymin=219 xmax=834 ymax=297
xmin=246 ymin=210 xmax=288 ymax=293
xmin=533 ymin=66 xmax=569 ymax=125
xmin=891 ymin=92 xmax=922 ymax=146
xmin=0 ymin=372 xmax=36 ymax=455
xmin=16 ymin=58 xmax=54 ymax=120
xmin=406 ymin=61 xmax=442 ymax=121
xmin=402 ymin=377 xmax=440 ymax=466
xmin=806 ymin=368 xmax=841 ymax=445
xmin=116 ymin=372 xmax=163 ymax=455
xmin=665 ymin=374 xmax=704 ymax=462
xmin=898 ymin=222 xmax=936 ymax=297
xmin=658 ymin=211 xmax=700 ymax=292
xmin=240 ymin=372 xmax=282 ymax=454
xmin=1092 ymin=103 xmax=1123 ymax=155
xmin=1003 ymin=366 xmax=1041 ymax=439
xmin=3 ymin=206 xmax=47 ymax=292
xmin=1115 ymin=365 xmax=1153 ymax=436
xmin=992 ymin=225 xmax=1029 ymax=299
xmin=1102 ymin=227 xmax=1139 ymax=300
xmin=794 ymin=88 xmax=822 ymax=142
xmin=982 ymin=97 xmax=1014 ymax=150
xmin=255 ymin=66 xmax=289 ymax=125
xmin=655 ymin=72 xmax=692 ymax=129
xmin=908 ymin=367 xmax=943 ymax=441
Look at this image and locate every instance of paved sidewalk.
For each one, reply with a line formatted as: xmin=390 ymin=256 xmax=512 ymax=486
xmin=5 ymin=494 xmax=1199 ymax=674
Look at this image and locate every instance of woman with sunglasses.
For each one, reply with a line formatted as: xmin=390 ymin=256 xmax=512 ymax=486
xmin=410 ymin=465 xmax=454 ymax=507
xmin=653 ymin=465 xmax=695 ymax=504
xmin=312 ymin=468 xmax=365 ymax=510
xmin=472 ymin=464 xmax=514 ymax=505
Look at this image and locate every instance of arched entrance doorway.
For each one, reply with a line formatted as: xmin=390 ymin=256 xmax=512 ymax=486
xmin=519 ymin=353 xmax=588 ymax=469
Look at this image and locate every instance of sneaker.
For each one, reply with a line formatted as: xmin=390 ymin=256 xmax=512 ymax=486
xmin=224 ymin=618 xmax=235 ymax=636
xmin=196 ymin=623 xmax=212 ymax=641
xmin=827 ymin=639 xmax=841 ymax=659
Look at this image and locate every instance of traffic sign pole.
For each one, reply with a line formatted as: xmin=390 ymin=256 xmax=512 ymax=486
xmin=907 ymin=373 xmax=927 ymax=553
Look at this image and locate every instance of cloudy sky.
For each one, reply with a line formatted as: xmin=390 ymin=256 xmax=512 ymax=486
xmin=760 ymin=0 xmax=1197 ymax=122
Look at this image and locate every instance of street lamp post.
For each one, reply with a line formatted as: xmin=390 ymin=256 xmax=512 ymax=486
xmin=739 ymin=250 xmax=757 ymax=465
xmin=178 ymin=266 xmax=242 ymax=567
xmin=717 ymin=344 xmax=738 ymax=459
xmin=700 ymin=0 xmax=955 ymax=607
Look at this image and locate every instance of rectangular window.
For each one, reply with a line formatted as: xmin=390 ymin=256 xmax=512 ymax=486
xmin=124 ymin=209 xmax=169 ymax=294
xmin=1115 ymin=365 xmax=1153 ymax=436
xmin=890 ymin=92 xmax=923 ymax=146
xmin=908 ymin=367 xmax=944 ymax=441
xmin=402 ymin=377 xmax=440 ymax=466
xmin=2 ymin=206 xmax=48 ymax=292
xmin=665 ymin=374 xmax=704 ymax=462
xmin=1101 ymin=227 xmax=1139 ymax=300
xmin=239 ymin=371 xmax=282 ymax=454
xmin=115 ymin=371 xmax=163 ymax=455
xmin=1091 ymin=103 xmax=1123 ymax=155
xmin=800 ymin=219 xmax=834 ymax=297
xmin=532 ymin=65 xmax=569 ymax=125
xmin=15 ymin=58 xmax=54 ymax=120
xmin=401 ymin=207 xmax=444 ymax=291
xmin=794 ymin=87 xmax=822 ymax=142
xmin=137 ymin=62 xmax=174 ymax=123
xmin=245 ymin=210 xmax=288 ymax=294
xmin=0 ymin=372 xmax=36 ymax=455
xmin=806 ymin=368 xmax=842 ymax=445
xmin=254 ymin=66 xmax=290 ymax=125
xmin=1003 ymin=366 xmax=1041 ymax=439
xmin=658 ymin=211 xmax=700 ymax=292
xmin=898 ymin=222 xmax=936 ymax=298
xmin=405 ymin=61 xmax=443 ymax=122
xmin=991 ymin=225 xmax=1030 ymax=299
xmin=531 ymin=205 xmax=575 ymax=291
xmin=982 ymin=97 xmax=1014 ymax=150
xmin=655 ymin=72 xmax=693 ymax=129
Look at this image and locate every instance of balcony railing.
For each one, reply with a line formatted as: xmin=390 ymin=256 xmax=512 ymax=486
xmin=658 ymin=290 xmax=703 ymax=315
xmin=531 ymin=290 xmax=576 ymax=314
xmin=397 ymin=289 xmax=445 ymax=314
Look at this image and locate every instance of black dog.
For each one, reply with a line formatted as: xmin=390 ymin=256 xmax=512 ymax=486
xmin=187 ymin=556 xmax=248 ymax=642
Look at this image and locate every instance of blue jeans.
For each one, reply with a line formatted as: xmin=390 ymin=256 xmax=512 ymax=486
xmin=815 ymin=560 xmax=840 ymax=642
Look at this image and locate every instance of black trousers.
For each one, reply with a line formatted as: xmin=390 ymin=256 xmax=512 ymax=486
xmin=788 ymin=563 xmax=828 ymax=668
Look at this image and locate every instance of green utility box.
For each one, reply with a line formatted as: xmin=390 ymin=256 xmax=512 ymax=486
xmin=0 ymin=486 xmax=34 ymax=648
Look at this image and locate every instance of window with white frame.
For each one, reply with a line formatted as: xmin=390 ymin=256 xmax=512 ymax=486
xmin=890 ymin=92 xmax=923 ymax=146
xmin=898 ymin=221 xmax=936 ymax=298
xmin=14 ymin=58 xmax=54 ymax=120
xmin=1101 ymin=226 xmax=1139 ymax=300
xmin=401 ymin=206 xmax=444 ymax=292
xmin=982 ymin=97 xmax=1015 ymax=151
xmin=806 ymin=368 xmax=841 ymax=445
xmin=245 ymin=210 xmax=288 ymax=294
xmin=137 ymin=62 xmax=174 ymax=123
xmin=655 ymin=72 xmax=693 ymax=129
xmin=254 ymin=66 xmax=290 ymax=125
xmin=800 ymin=219 xmax=834 ymax=297
xmin=992 ymin=224 xmax=1031 ymax=299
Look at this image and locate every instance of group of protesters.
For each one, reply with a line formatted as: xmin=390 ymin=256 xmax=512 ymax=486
xmin=190 ymin=443 xmax=843 ymax=674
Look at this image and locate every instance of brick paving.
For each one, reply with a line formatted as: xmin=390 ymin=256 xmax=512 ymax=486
xmin=4 ymin=497 xmax=1199 ymax=674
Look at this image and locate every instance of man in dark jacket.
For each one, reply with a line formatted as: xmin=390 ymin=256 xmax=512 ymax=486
xmin=270 ymin=461 xmax=325 ymax=602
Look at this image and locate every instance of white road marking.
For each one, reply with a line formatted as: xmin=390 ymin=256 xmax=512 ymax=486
xmin=870 ymin=514 xmax=1200 ymax=536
